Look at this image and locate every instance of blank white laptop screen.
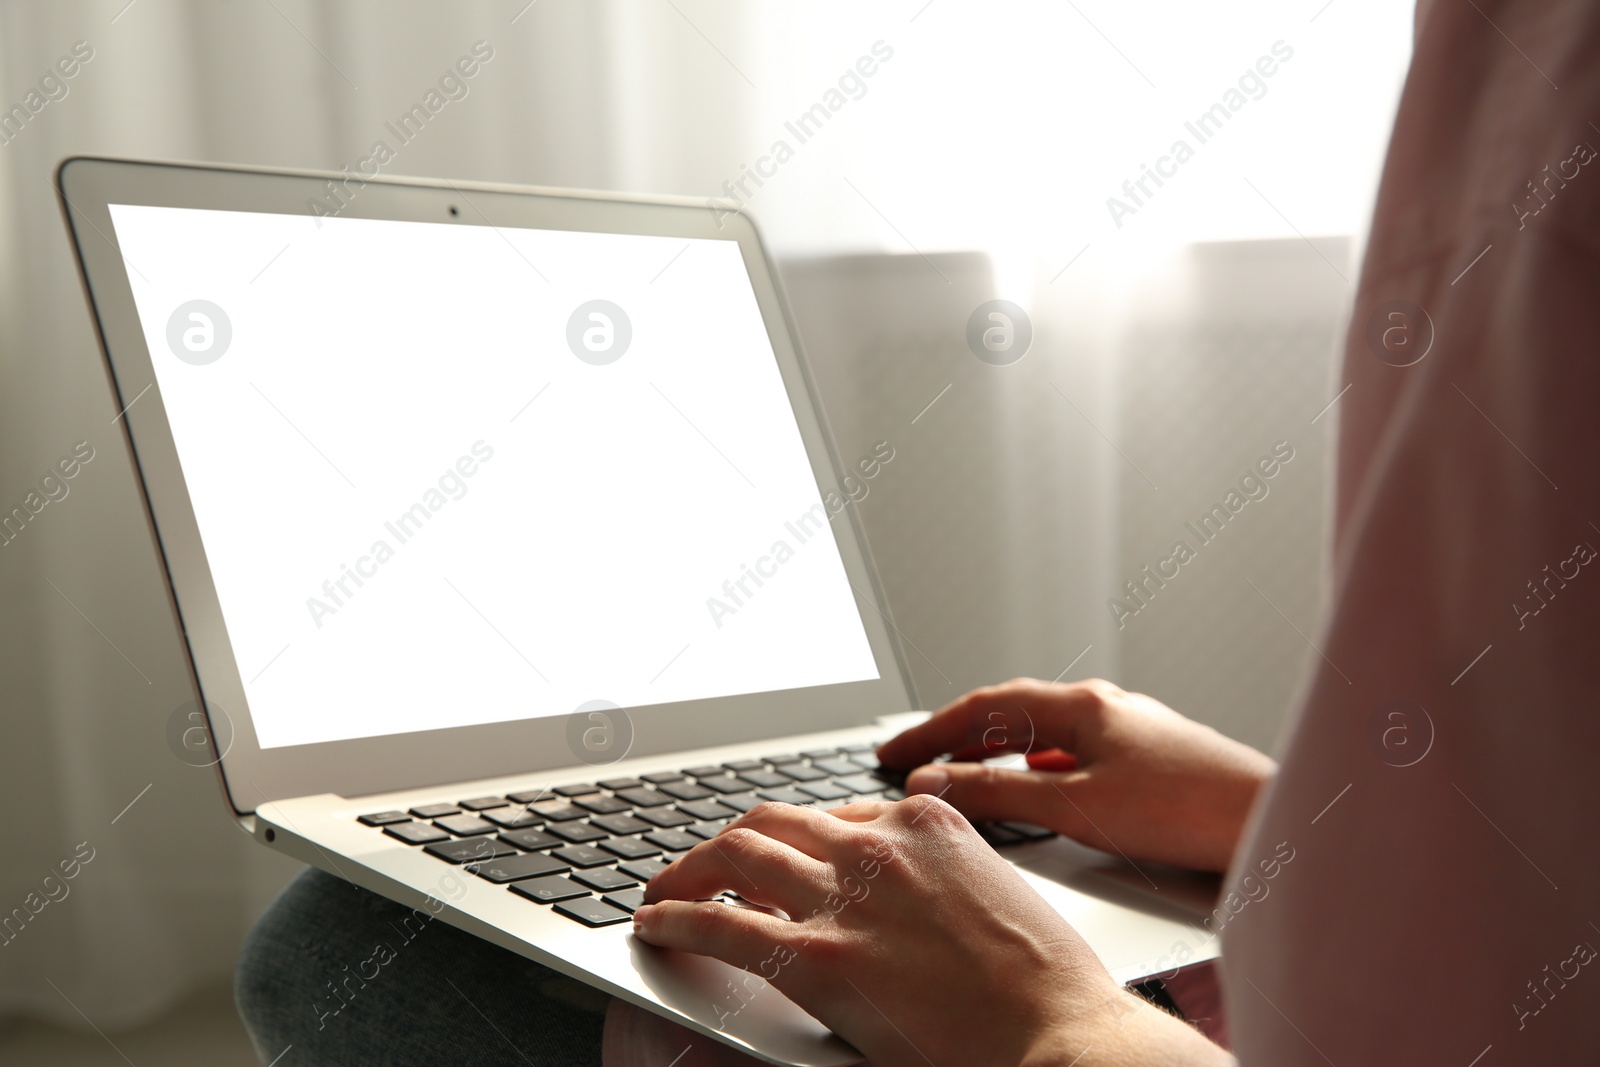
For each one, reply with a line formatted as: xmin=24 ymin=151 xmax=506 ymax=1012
xmin=107 ymin=205 xmax=878 ymax=750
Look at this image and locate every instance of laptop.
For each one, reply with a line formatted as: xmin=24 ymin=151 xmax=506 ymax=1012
xmin=58 ymin=157 xmax=1218 ymax=1066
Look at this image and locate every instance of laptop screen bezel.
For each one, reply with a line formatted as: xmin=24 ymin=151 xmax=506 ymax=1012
xmin=58 ymin=157 xmax=918 ymax=815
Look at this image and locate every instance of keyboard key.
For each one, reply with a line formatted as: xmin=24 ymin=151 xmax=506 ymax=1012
xmin=841 ymin=742 xmax=877 ymax=753
xmin=552 ymin=845 xmax=615 ymax=868
xmin=529 ymin=800 xmax=587 ymax=822
xmin=574 ymin=794 xmax=631 ymax=815
xmin=798 ymin=781 xmax=852 ymax=801
xmin=357 ymin=810 xmax=410 ymax=826
xmin=459 ymin=796 xmax=509 ymax=811
xmin=834 ymin=774 xmax=884 ymax=795
xmin=554 ymin=897 xmax=632 ymax=927
xmin=600 ymin=837 xmax=661 ymax=861
xmin=1000 ymin=822 xmax=1056 ymax=841
xmin=883 ymin=787 xmax=907 ymax=801
xmin=802 ymin=748 xmax=842 ymax=760
xmin=738 ymin=770 xmax=791 ymax=789
xmin=811 ymin=758 xmax=860 ymax=777
xmin=435 ymin=814 xmax=498 ymax=837
xmin=618 ymin=858 xmax=671 ymax=882
xmin=636 ymin=807 xmax=693 ymax=828
xmin=698 ymin=776 xmax=754 ymax=795
xmin=644 ymin=829 xmax=701 ymax=852
xmin=616 ymin=787 xmax=671 ymax=808
xmin=385 ymin=822 xmax=449 ymax=845
xmin=642 ymin=771 xmax=685 ymax=784
xmin=410 ymin=803 xmax=460 ymax=819
xmin=687 ymin=821 xmax=727 ymax=840
xmin=851 ymin=752 xmax=881 ymax=770
xmin=677 ymin=799 xmax=736 ymax=821
xmin=424 ymin=838 xmax=517 ymax=864
xmin=571 ymin=866 xmax=639 ymax=892
xmin=658 ymin=780 xmax=714 ymax=801
xmin=472 ymin=852 xmax=571 ymax=883
xmin=547 ymin=821 xmax=609 ymax=844
xmin=507 ymin=788 xmax=553 ymax=805
xmin=722 ymin=759 xmax=766 ymax=773
xmin=483 ymin=807 xmax=543 ymax=829
xmin=602 ymin=888 xmax=647 ymax=913
xmin=682 ymin=764 xmax=727 ymax=778
xmin=590 ymin=814 xmax=653 ymax=836
xmin=499 ymin=828 xmax=562 ymax=851
xmin=597 ymin=777 xmax=645 ymax=791
xmin=777 ymin=764 xmax=828 ymax=782
xmin=755 ymin=787 xmax=814 ymax=805
xmin=554 ymin=783 xmax=600 ymax=797
xmin=510 ymin=876 xmax=590 ymax=903
xmin=762 ymin=753 xmax=802 ymax=764
xmin=719 ymin=793 xmax=762 ymax=813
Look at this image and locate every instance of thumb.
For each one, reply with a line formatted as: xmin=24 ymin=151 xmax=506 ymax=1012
xmin=905 ymin=761 xmax=1071 ymax=829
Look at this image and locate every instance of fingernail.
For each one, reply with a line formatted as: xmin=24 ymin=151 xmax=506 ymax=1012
xmin=633 ymin=904 xmax=653 ymax=928
xmin=906 ymin=765 xmax=948 ymax=795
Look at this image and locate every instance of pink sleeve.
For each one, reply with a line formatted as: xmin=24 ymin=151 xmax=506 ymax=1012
xmin=1222 ymin=0 xmax=1600 ymax=1062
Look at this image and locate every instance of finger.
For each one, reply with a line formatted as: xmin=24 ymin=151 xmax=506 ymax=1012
xmin=878 ymin=679 xmax=1096 ymax=769
xmin=903 ymin=760 xmax=1086 ymax=833
xmin=821 ymin=799 xmax=895 ymax=823
xmin=721 ymin=801 xmax=851 ymax=861
xmin=645 ymin=828 xmax=830 ymax=914
xmin=632 ymin=898 xmax=795 ymax=969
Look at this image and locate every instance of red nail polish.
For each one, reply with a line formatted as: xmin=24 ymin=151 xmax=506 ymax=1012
xmin=1025 ymin=749 xmax=1076 ymax=771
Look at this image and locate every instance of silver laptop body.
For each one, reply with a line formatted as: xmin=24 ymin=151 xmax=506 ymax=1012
xmin=59 ymin=157 xmax=1216 ymax=1066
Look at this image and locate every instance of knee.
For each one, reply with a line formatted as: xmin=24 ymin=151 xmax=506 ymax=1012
xmin=234 ymin=866 xmax=387 ymax=1055
xmin=236 ymin=866 xmax=610 ymax=1064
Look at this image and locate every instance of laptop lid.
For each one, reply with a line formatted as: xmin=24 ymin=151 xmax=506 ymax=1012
xmin=58 ymin=157 xmax=916 ymax=816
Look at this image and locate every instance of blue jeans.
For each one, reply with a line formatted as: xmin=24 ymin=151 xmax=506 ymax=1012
xmin=235 ymin=867 xmax=608 ymax=1066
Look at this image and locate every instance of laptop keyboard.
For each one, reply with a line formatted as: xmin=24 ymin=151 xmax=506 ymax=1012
xmin=356 ymin=744 xmax=1055 ymax=928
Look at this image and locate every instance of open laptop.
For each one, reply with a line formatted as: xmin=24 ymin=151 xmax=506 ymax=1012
xmin=58 ymin=157 xmax=1218 ymax=1066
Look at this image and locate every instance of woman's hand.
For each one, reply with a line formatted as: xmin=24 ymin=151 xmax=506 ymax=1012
xmin=633 ymin=798 xmax=1230 ymax=1067
xmin=878 ymin=678 xmax=1275 ymax=872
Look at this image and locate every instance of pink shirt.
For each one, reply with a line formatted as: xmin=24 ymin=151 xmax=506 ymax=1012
xmin=1223 ymin=0 xmax=1600 ymax=1061
xmin=609 ymin=1 xmax=1600 ymax=1062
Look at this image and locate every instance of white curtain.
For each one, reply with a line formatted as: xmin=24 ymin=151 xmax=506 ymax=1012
xmin=0 ymin=0 xmax=1408 ymax=1032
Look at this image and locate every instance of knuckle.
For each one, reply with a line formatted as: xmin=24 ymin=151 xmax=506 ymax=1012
xmin=1082 ymin=677 xmax=1122 ymax=700
xmin=903 ymin=793 xmax=965 ymax=832
xmin=687 ymin=901 xmax=729 ymax=939
xmin=744 ymin=801 xmax=789 ymax=823
xmin=956 ymin=687 xmax=989 ymax=710
xmin=802 ymin=927 xmax=850 ymax=968
xmin=1078 ymin=679 xmax=1116 ymax=715
xmin=787 ymin=912 xmax=845 ymax=952
xmin=716 ymin=827 xmax=765 ymax=860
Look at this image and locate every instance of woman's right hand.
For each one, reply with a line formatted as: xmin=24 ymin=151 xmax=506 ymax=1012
xmin=876 ymin=677 xmax=1276 ymax=872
